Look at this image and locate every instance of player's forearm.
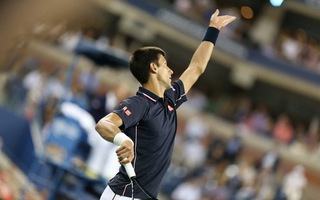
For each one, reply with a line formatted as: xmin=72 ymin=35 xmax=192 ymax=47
xmin=179 ymin=30 xmax=217 ymax=93
xmin=188 ymin=41 xmax=214 ymax=76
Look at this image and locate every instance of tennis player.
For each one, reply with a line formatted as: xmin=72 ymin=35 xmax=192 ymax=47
xmin=96 ymin=9 xmax=236 ymax=200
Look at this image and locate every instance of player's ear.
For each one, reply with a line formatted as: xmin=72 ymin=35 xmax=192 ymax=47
xmin=150 ymin=62 xmax=157 ymax=74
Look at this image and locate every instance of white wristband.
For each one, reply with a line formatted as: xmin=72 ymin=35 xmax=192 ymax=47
xmin=113 ymin=132 xmax=133 ymax=146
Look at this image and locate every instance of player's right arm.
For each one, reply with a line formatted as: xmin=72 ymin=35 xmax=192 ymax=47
xmin=95 ymin=112 xmax=134 ymax=164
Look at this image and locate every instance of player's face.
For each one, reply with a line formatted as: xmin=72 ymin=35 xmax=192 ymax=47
xmin=157 ymin=55 xmax=173 ymax=89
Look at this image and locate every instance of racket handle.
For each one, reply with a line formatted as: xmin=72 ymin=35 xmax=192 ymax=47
xmin=123 ymin=163 xmax=136 ymax=178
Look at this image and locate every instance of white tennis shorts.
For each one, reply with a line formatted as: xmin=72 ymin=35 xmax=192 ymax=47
xmin=100 ymin=186 xmax=141 ymax=200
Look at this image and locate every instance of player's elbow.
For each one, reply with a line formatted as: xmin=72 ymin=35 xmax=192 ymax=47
xmin=192 ymin=60 xmax=206 ymax=74
xmin=95 ymin=121 xmax=111 ymax=142
xmin=193 ymin=64 xmax=205 ymax=76
xmin=95 ymin=120 xmax=105 ymax=134
xmin=198 ymin=66 xmax=206 ymax=75
xmin=189 ymin=60 xmax=205 ymax=76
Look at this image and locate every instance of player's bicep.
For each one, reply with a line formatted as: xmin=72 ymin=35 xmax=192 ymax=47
xmin=104 ymin=112 xmax=124 ymax=128
xmin=95 ymin=112 xmax=124 ymax=142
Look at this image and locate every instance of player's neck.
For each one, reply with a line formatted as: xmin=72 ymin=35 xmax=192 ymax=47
xmin=142 ymin=82 xmax=165 ymax=98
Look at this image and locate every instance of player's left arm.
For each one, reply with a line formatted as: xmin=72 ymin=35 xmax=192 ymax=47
xmin=179 ymin=9 xmax=236 ymax=94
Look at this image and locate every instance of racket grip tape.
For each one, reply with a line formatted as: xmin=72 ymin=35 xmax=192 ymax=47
xmin=123 ymin=163 xmax=136 ymax=178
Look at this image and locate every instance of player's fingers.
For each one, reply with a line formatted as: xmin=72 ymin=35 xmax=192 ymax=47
xmin=211 ymin=9 xmax=219 ymax=20
xmin=118 ymin=150 xmax=131 ymax=157
xmin=117 ymin=154 xmax=127 ymax=162
xmin=116 ymin=146 xmax=125 ymax=154
xmin=116 ymin=148 xmax=133 ymax=158
xmin=218 ymin=16 xmax=236 ymax=28
xmin=116 ymin=144 xmax=133 ymax=153
xmin=116 ymin=147 xmax=134 ymax=164
xmin=120 ymin=157 xmax=131 ymax=164
xmin=118 ymin=156 xmax=126 ymax=163
xmin=222 ymin=16 xmax=236 ymax=24
xmin=119 ymin=155 xmax=133 ymax=164
xmin=214 ymin=9 xmax=219 ymax=18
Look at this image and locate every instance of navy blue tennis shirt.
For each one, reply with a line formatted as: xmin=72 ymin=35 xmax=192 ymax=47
xmin=108 ymin=79 xmax=187 ymax=199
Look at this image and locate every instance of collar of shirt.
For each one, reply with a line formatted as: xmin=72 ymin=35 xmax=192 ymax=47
xmin=137 ymin=87 xmax=162 ymax=103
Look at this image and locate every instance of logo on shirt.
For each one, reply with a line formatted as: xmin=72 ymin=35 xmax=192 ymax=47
xmin=168 ymin=105 xmax=174 ymax=111
xmin=123 ymin=106 xmax=132 ymax=116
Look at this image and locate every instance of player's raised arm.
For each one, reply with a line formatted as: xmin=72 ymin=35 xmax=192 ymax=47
xmin=179 ymin=9 xmax=236 ymax=93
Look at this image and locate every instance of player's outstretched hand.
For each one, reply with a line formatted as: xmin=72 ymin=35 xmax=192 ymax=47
xmin=209 ymin=9 xmax=236 ymax=30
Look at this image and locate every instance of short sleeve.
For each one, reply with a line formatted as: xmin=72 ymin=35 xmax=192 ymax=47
xmin=165 ymin=79 xmax=187 ymax=109
xmin=112 ymin=96 xmax=147 ymax=129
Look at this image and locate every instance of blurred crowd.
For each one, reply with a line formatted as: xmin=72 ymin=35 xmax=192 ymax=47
xmin=214 ymin=95 xmax=320 ymax=159
xmin=0 ymin=54 xmax=311 ymax=200
xmin=1 ymin=45 xmax=315 ymax=200
xmin=181 ymin=87 xmax=320 ymax=162
xmin=0 ymin=152 xmax=44 ymax=200
xmin=161 ymin=113 xmax=308 ymax=200
xmin=262 ymin=28 xmax=320 ymax=73
xmin=166 ymin=0 xmax=320 ymax=74
xmin=1 ymin=54 xmax=128 ymax=199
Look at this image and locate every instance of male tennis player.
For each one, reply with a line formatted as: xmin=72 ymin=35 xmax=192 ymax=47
xmin=96 ymin=9 xmax=236 ymax=199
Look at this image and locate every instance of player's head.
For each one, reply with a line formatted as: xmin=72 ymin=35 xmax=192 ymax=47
xmin=129 ymin=46 xmax=166 ymax=85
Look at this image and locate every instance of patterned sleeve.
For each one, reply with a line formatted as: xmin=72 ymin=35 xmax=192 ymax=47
xmin=112 ymin=96 xmax=147 ymax=129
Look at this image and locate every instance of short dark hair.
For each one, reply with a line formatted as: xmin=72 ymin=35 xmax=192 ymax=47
xmin=129 ymin=46 xmax=166 ymax=85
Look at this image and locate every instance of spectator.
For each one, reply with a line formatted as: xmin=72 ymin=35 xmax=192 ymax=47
xmin=282 ymin=165 xmax=307 ymax=200
xmin=160 ymin=161 xmax=188 ymax=197
xmin=204 ymin=176 xmax=229 ymax=200
xmin=171 ymin=176 xmax=204 ymax=200
xmin=67 ymin=74 xmax=89 ymax=110
xmin=273 ymin=114 xmax=294 ymax=144
xmin=184 ymin=114 xmax=209 ymax=141
xmin=255 ymin=167 xmax=277 ymax=200
xmin=0 ymin=169 xmax=13 ymax=200
xmin=182 ymin=137 xmax=208 ymax=170
xmin=173 ymin=0 xmax=192 ymax=16
xmin=225 ymin=135 xmax=242 ymax=164
xmin=279 ymin=29 xmax=305 ymax=64
xmin=306 ymin=117 xmax=320 ymax=153
xmin=206 ymin=138 xmax=227 ymax=165
xmin=289 ymin=123 xmax=308 ymax=157
xmin=233 ymin=97 xmax=252 ymax=124
xmin=302 ymin=38 xmax=320 ymax=71
xmin=86 ymin=83 xmax=130 ymax=179
xmin=256 ymin=150 xmax=280 ymax=173
xmin=245 ymin=104 xmax=269 ymax=135
xmin=306 ymin=129 xmax=320 ymax=154
xmin=23 ymin=64 xmax=48 ymax=120
xmin=184 ymin=88 xmax=208 ymax=112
